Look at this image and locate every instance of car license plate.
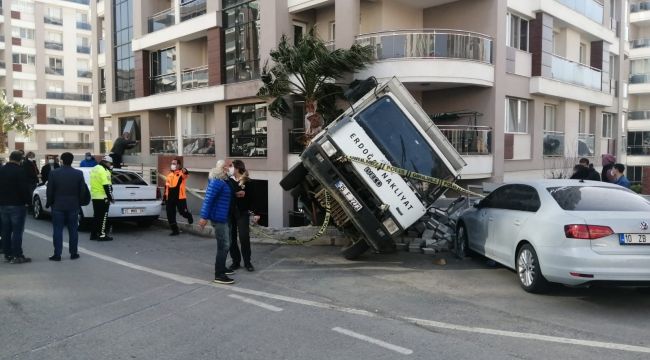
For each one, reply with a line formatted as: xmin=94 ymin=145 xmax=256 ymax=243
xmin=122 ymin=208 xmax=145 ymax=215
xmin=619 ymin=233 xmax=650 ymax=245
xmin=334 ymin=180 xmax=362 ymax=212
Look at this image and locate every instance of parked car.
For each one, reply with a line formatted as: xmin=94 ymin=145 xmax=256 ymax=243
xmin=457 ymin=180 xmax=650 ymax=293
xmin=32 ymin=167 xmax=162 ymax=228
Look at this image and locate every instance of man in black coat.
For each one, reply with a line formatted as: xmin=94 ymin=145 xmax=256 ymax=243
xmin=46 ymin=152 xmax=86 ymax=261
xmin=22 ymin=151 xmax=39 ymax=190
xmin=40 ymin=155 xmax=60 ymax=184
xmin=0 ymin=151 xmax=33 ymax=263
xmin=110 ymin=132 xmax=138 ymax=169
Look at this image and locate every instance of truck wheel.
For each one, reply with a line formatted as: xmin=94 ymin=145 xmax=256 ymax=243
xmin=280 ymin=163 xmax=308 ymax=191
xmin=341 ymin=238 xmax=370 ymax=260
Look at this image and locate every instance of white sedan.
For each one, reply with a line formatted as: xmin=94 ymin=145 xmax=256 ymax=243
xmin=457 ymin=179 xmax=650 ymax=293
xmin=32 ymin=167 xmax=162 ymax=228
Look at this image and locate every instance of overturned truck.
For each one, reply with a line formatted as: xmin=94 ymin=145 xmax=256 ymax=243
xmin=280 ymin=78 xmax=467 ymax=259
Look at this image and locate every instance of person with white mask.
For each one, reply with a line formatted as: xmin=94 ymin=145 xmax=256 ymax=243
xmin=164 ymin=158 xmax=193 ymax=235
xmin=40 ymin=155 xmax=60 ymax=184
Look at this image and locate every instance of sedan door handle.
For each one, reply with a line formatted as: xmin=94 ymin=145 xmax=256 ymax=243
xmin=514 ymin=220 xmax=521 ymax=226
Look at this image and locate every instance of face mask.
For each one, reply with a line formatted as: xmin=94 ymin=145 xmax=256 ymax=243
xmin=170 ymin=164 xmax=177 ymax=171
xmin=86 ymin=156 xmax=92 ymax=161
xmin=48 ymin=159 xmax=54 ymax=164
xmin=228 ymin=166 xmax=235 ymax=177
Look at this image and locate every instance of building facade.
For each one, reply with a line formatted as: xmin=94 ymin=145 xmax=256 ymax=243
xmin=2 ymin=0 xmax=93 ymax=160
xmin=91 ymin=0 xmax=629 ymax=227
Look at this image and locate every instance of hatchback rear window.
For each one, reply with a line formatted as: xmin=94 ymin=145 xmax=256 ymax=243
xmin=547 ymin=186 xmax=650 ymax=211
xmin=111 ymin=171 xmax=147 ymax=185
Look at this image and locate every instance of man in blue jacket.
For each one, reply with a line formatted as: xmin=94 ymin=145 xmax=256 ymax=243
xmin=80 ymin=152 xmax=98 ymax=167
xmin=46 ymin=152 xmax=86 ymax=261
xmin=198 ymin=160 xmax=233 ymax=284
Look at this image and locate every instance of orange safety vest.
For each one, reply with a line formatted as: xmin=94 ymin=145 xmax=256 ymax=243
xmin=165 ymin=170 xmax=188 ymax=200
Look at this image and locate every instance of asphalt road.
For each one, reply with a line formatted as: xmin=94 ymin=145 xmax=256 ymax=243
xmin=1 ymin=217 xmax=650 ymax=360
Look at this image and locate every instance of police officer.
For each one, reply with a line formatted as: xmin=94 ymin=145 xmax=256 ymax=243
xmin=164 ymin=158 xmax=193 ymax=235
xmin=89 ymin=155 xmax=114 ymax=241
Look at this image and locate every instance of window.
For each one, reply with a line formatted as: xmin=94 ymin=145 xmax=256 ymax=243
xmin=627 ymin=131 xmax=650 ymax=155
xmin=47 ymin=31 xmax=63 ymax=43
xmin=578 ymin=109 xmax=586 ymax=133
xmin=627 ymin=166 xmax=643 ymax=185
xmin=48 ymin=106 xmax=64 ymax=121
xmin=547 ymin=186 xmax=649 ymax=211
xmin=47 ymin=81 xmax=64 ymax=93
xmin=119 ymin=116 xmax=141 ymax=154
xmin=579 ymin=43 xmax=587 ymax=64
xmin=112 ymin=171 xmax=147 ymax=185
xmin=329 ymin=21 xmax=336 ymax=41
xmin=48 ymin=57 xmax=64 ymax=75
xmin=78 ymin=84 xmax=91 ymax=95
xmin=78 ymin=59 xmax=90 ymax=71
xmin=14 ymin=79 xmax=36 ymax=91
xmin=229 ymin=103 xmax=267 ymax=157
xmin=506 ymin=97 xmax=528 ymax=133
xmin=47 ymin=7 xmax=62 ymax=19
xmin=151 ymin=47 xmax=176 ymax=76
xmin=223 ymin=0 xmax=260 ymax=83
xmin=113 ymin=0 xmax=135 ymax=101
xmin=602 ymin=113 xmax=614 ymax=138
xmin=293 ymin=21 xmax=306 ymax=46
xmin=631 ymin=59 xmax=650 ymax=74
xmin=77 ymin=12 xmax=89 ymax=24
xmin=11 ymin=27 xmax=35 ymax=40
xmin=479 ymin=185 xmax=540 ymax=212
xmin=11 ymin=0 xmax=34 ymax=13
xmin=507 ymin=12 xmax=528 ymax=51
xmin=544 ymin=105 xmax=556 ymax=131
xmin=12 ymin=53 xmax=36 ymax=65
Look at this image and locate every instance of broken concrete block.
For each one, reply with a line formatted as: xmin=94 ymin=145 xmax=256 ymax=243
xmin=421 ymin=229 xmax=435 ymax=239
xmin=423 ymin=248 xmax=436 ymax=255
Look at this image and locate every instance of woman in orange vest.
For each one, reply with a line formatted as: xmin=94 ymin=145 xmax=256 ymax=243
xmin=164 ymin=158 xmax=194 ymax=235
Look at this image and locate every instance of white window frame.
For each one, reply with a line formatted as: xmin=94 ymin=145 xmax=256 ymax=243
xmin=506 ymin=12 xmax=529 ymax=52
xmin=506 ymin=97 xmax=529 ymax=134
xmin=11 ymin=27 xmax=35 ymax=40
xmin=578 ymin=109 xmax=586 ymax=133
xmin=579 ymin=43 xmax=587 ymax=65
xmin=544 ymin=104 xmax=556 ymax=131
xmin=329 ymin=21 xmax=336 ymax=41
xmin=602 ymin=113 xmax=614 ymax=138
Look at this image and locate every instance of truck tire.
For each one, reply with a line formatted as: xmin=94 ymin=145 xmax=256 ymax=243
xmin=280 ymin=163 xmax=308 ymax=191
xmin=341 ymin=238 xmax=370 ymax=260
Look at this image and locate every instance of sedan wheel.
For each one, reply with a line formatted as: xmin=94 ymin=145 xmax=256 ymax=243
xmin=516 ymin=244 xmax=549 ymax=293
xmin=456 ymin=225 xmax=470 ymax=258
xmin=33 ymin=197 xmax=45 ymax=220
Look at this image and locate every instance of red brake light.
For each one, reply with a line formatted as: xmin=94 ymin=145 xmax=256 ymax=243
xmin=564 ymin=224 xmax=613 ymax=239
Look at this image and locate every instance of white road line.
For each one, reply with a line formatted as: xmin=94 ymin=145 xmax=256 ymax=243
xmin=332 ymin=327 xmax=413 ymax=355
xmin=24 ymin=229 xmax=650 ymax=355
xmin=228 ymin=294 xmax=283 ymax=312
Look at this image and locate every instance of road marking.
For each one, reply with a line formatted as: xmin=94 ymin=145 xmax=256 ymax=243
xmin=332 ymin=327 xmax=413 ymax=355
xmin=25 ymin=229 xmax=650 ymax=355
xmin=228 ymin=294 xmax=283 ymax=312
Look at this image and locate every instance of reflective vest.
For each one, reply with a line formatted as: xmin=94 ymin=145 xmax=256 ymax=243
xmin=165 ymin=170 xmax=188 ymax=200
xmin=90 ymin=165 xmax=111 ymax=200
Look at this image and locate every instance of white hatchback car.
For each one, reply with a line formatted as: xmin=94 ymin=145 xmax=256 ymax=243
xmin=32 ymin=167 xmax=162 ymax=227
xmin=458 ymin=180 xmax=650 ymax=293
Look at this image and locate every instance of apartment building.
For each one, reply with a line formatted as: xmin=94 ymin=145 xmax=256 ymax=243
xmin=91 ymin=0 xmax=628 ymax=227
xmin=627 ymin=0 xmax=650 ymax=190
xmin=2 ymin=0 xmax=93 ymax=159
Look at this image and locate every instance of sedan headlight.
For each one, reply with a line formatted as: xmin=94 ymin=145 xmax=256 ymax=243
xmin=321 ymin=140 xmax=338 ymax=158
xmin=382 ymin=217 xmax=400 ymax=235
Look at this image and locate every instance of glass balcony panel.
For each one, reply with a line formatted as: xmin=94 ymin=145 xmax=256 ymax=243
xmin=550 ymin=54 xmax=602 ymax=90
xmin=544 ymin=131 xmax=565 ymax=157
xmin=577 ymin=133 xmax=595 ymax=156
xmin=151 ymin=73 xmax=177 ymax=94
xmin=180 ymin=0 xmax=206 ymax=22
xmin=148 ymin=8 xmax=175 ymax=33
xmin=437 ymin=126 xmax=492 ymax=155
xmin=557 ymin=0 xmax=604 ymax=23
xmin=181 ymin=66 xmax=208 ymax=90
xmin=150 ymin=136 xmax=178 ymax=154
xmin=182 ymin=134 xmax=215 ymax=155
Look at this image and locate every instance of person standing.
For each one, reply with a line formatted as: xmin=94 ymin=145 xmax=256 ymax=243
xmin=89 ymin=155 xmax=114 ymax=241
xmin=612 ymin=163 xmax=631 ymax=189
xmin=601 ymin=154 xmax=616 ymax=183
xmin=0 ymin=151 xmax=32 ymax=263
xmin=46 ymin=152 xmax=86 ymax=261
xmin=110 ymin=132 xmax=138 ymax=169
xmin=227 ymin=160 xmax=259 ymax=272
xmin=40 ymin=155 xmax=60 ymax=184
xmin=22 ymin=151 xmax=39 ymax=191
xmin=198 ymin=160 xmax=234 ymax=285
xmin=164 ymin=158 xmax=193 ymax=236
xmin=80 ymin=152 xmax=98 ymax=167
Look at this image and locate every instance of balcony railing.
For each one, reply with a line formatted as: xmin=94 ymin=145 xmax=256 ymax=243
xmin=556 ymin=0 xmax=603 ymax=23
xmin=47 ymin=117 xmax=93 ymax=126
xmin=151 ymin=73 xmax=177 ymax=94
xmin=151 ymin=136 xmax=178 ymax=154
xmin=46 ymin=92 xmax=91 ymax=101
xmin=543 ymin=131 xmax=565 ymax=157
xmin=77 ymin=69 xmax=92 ymax=78
xmin=44 ymin=41 xmax=63 ymax=50
xmin=354 ymin=29 xmax=494 ymax=64
xmin=578 ymin=133 xmax=595 ymax=157
xmin=631 ymin=39 xmax=650 ymax=48
xmin=549 ymin=53 xmax=602 ymax=90
xmin=76 ymin=21 xmax=91 ymax=30
xmin=44 ymin=16 xmax=63 ymax=26
xmin=181 ymin=66 xmax=208 ymax=90
xmin=99 ymin=88 xmax=106 ymax=103
xmin=288 ymin=129 xmax=307 ymax=154
xmin=0 ymin=61 xmax=5 ymax=69
xmin=64 ymin=0 xmax=90 ymax=5
xmin=45 ymin=67 xmax=64 ymax=75
xmin=437 ymin=125 xmax=492 ymax=155
xmin=631 ymin=1 xmax=650 ymax=12
xmin=183 ymin=134 xmax=215 ymax=155
xmin=630 ymin=110 xmax=650 ymax=120
xmin=180 ymin=0 xmax=206 ymax=22
xmin=77 ymin=45 xmax=91 ymax=54
xmin=630 ymin=74 xmax=650 ymax=84
xmin=627 ymin=145 xmax=650 ymax=155
xmin=148 ymin=8 xmax=175 ymax=33
xmin=47 ymin=142 xmax=92 ymax=150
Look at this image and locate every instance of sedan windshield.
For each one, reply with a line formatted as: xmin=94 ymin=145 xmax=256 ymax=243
xmin=547 ymin=186 xmax=650 ymax=211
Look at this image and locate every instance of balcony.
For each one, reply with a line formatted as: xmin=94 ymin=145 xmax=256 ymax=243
xmin=288 ymin=129 xmax=306 ymax=154
xmin=631 ymin=1 xmax=650 ymax=12
xmin=76 ymin=21 xmax=91 ymax=31
xmin=47 ymin=117 xmax=93 ymax=126
xmin=44 ymin=41 xmax=63 ymax=51
xmin=354 ymin=29 xmax=494 ymax=87
xmin=64 ymin=0 xmax=90 ymax=4
xmin=148 ymin=8 xmax=175 ymax=33
xmin=47 ymin=142 xmax=92 ymax=150
xmin=77 ymin=69 xmax=92 ymax=78
xmin=556 ymin=0 xmax=603 ymax=24
xmin=45 ymin=67 xmax=64 ymax=76
xmin=77 ymin=45 xmax=91 ymax=54
xmin=46 ymin=92 xmax=91 ymax=101
xmin=549 ymin=54 xmax=602 ymax=91
xmin=151 ymin=136 xmax=178 ymax=154
xmin=631 ymin=39 xmax=650 ymax=48
xmin=630 ymin=110 xmax=650 ymax=120
xmin=543 ymin=131 xmax=565 ymax=157
xmin=181 ymin=66 xmax=208 ymax=90
xmin=151 ymin=73 xmax=177 ymax=94
xmin=44 ymin=16 xmax=63 ymax=26
xmin=630 ymin=74 xmax=650 ymax=84
xmin=578 ymin=133 xmax=595 ymax=157
xmin=437 ymin=126 xmax=491 ymax=155
xmin=180 ymin=0 xmax=206 ymax=22
xmin=628 ymin=145 xmax=650 ymax=155
xmin=183 ymin=134 xmax=214 ymax=155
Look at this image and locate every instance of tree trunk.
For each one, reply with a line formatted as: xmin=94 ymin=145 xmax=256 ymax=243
xmin=0 ymin=131 xmax=6 ymax=155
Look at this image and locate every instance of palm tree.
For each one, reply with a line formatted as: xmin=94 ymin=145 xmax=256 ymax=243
xmin=0 ymin=92 xmax=32 ymax=154
xmin=257 ymin=29 xmax=373 ymax=138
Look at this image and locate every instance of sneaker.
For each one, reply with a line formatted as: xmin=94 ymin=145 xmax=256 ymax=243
xmin=213 ymin=275 xmax=235 ymax=285
xmin=49 ymin=255 xmax=61 ymax=262
xmin=98 ymin=236 xmax=113 ymax=241
xmin=225 ymin=269 xmax=235 ymax=275
xmin=10 ymin=256 xmax=32 ymax=264
xmin=4 ymin=256 xmax=13 ymax=263
xmin=70 ymin=254 xmax=80 ymax=260
xmin=187 ymin=214 xmax=194 ymax=225
xmin=229 ymin=264 xmax=241 ymax=271
xmin=245 ymin=264 xmax=255 ymax=272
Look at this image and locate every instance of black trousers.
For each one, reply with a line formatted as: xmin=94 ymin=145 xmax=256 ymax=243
xmin=229 ymin=211 xmax=251 ymax=266
xmin=92 ymin=199 xmax=110 ymax=238
xmin=166 ymin=198 xmax=192 ymax=227
xmin=112 ymin=153 xmax=123 ymax=168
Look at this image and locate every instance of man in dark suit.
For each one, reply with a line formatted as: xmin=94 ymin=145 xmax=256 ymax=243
xmin=0 ymin=151 xmax=32 ymax=263
xmin=46 ymin=152 xmax=85 ymax=261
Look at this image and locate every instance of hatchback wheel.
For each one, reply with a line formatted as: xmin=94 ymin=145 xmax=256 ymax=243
xmin=516 ymin=244 xmax=549 ymax=293
xmin=33 ymin=197 xmax=45 ymax=220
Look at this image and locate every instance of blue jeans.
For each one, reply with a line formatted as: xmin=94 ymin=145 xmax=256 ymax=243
xmin=212 ymin=222 xmax=231 ymax=277
xmin=52 ymin=209 xmax=80 ymax=257
xmin=1 ymin=205 xmax=27 ymax=258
